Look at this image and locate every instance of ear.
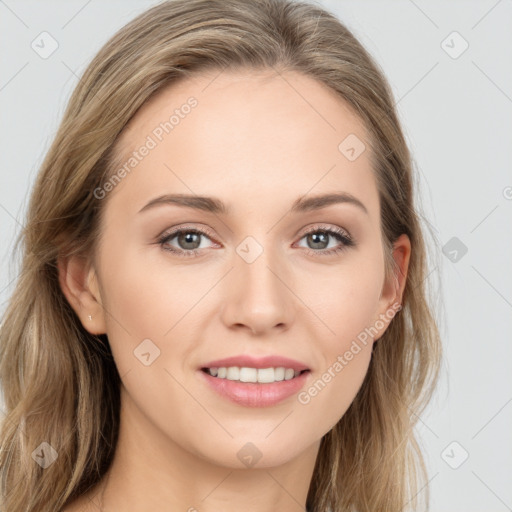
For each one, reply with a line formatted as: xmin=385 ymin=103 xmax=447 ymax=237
xmin=57 ymin=254 xmax=107 ymax=335
xmin=372 ymin=233 xmax=411 ymax=341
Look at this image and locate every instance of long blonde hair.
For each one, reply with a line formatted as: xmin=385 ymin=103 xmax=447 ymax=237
xmin=0 ymin=0 xmax=442 ymax=510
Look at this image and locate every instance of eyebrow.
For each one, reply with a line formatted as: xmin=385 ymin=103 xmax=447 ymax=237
xmin=138 ymin=192 xmax=368 ymax=216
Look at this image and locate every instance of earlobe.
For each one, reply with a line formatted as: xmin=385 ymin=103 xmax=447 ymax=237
xmin=57 ymin=254 xmax=107 ymax=334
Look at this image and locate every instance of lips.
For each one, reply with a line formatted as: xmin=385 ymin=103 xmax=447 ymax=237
xmin=198 ymin=365 xmax=311 ymax=407
xmin=200 ymin=354 xmax=310 ymax=372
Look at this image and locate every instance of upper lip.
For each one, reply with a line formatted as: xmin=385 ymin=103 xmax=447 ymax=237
xmin=200 ymin=355 xmax=310 ymax=372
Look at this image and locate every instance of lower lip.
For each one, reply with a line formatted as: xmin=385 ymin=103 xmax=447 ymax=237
xmin=198 ymin=369 xmax=311 ymax=407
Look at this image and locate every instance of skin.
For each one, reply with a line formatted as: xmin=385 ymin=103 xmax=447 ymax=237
xmin=59 ymin=68 xmax=410 ymax=511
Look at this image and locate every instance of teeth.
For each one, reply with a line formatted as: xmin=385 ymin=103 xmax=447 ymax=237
xmin=226 ymin=367 xmax=239 ymax=380
xmin=285 ymin=368 xmax=295 ymax=380
xmin=239 ymin=367 xmax=257 ymax=382
xmin=205 ymin=366 xmax=305 ymax=383
xmin=274 ymin=367 xmax=285 ymax=381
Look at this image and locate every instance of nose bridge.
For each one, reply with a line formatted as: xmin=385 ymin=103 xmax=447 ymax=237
xmin=221 ymin=233 xmax=294 ymax=333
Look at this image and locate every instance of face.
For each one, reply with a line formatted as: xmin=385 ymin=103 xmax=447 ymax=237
xmin=80 ymin=68 xmax=407 ymax=469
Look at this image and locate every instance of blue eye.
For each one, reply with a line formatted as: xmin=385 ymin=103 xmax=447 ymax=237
xmin=157 ymin=224 xmax=355 ymax=258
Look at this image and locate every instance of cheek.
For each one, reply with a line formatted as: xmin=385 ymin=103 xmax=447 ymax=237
xmin=296 ymin=272 xmax=380 ymax=431
xmin=303 ymin=255 xmax=383 ymax=350
xmin=96 ymin=240 xmax=182 ymax=373
xmin=297 ymin=342 xmax=373 ymax=440
xmin=96 ymin=238 xmax=221 ymax=383
xmin=95 ymin=245 xmax=196 ymax=434
xmin=99 ymin=239 xmax=190 ymax=333
xmin=293 ymin=255 xmax=382 ymax=422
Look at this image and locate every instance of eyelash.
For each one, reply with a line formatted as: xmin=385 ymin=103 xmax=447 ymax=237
xmin=157 ymin=224 xmax=355 ymax=259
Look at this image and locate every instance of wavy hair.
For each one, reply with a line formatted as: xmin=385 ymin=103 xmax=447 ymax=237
xmin=0 ymin=0 xmax=442 ymax=510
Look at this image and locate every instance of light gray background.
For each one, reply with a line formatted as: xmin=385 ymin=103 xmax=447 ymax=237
xmin=1 ymin=1 xmax=511 ymax=511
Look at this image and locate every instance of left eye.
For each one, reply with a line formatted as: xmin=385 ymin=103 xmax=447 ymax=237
xmin=296 ymin=229 xmax=350 ymax=251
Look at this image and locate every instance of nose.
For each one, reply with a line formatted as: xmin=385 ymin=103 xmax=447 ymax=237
xmin=220 ymin=243 xmax=295 ymax=336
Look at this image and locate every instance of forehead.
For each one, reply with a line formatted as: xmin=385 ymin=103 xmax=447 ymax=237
xmin=106 ymin=68 xmax=379 ymax=221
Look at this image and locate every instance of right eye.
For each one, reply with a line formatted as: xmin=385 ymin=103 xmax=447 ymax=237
xmin=157 ymin=226 xmax=219 ymax=257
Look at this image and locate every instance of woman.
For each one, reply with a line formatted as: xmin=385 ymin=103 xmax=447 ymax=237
xmin=0 ymin=0 xmax=442 ymax=510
